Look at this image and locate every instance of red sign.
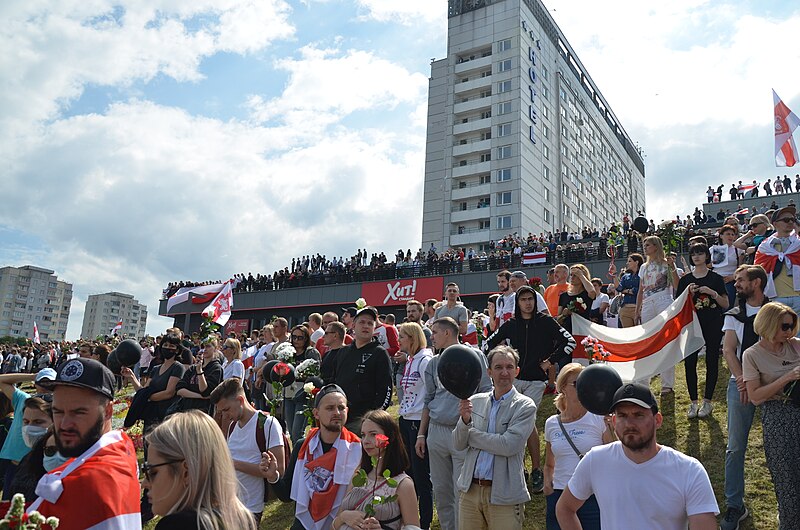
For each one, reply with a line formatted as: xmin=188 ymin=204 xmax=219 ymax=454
xmin=361 ymin=277 xmax=444 ymax=307
xmin=224 ymin=319 xmax=250 ymax=337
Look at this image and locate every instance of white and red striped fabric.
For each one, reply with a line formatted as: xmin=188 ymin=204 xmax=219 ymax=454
xmin=735 ymin=208 xmax=749 ymax=216
xmin=774 ymin=89 xmax=800 ymax=167
xmin=111 ymin=319 xmax=123 ymax=333
xmin=166 ymin=282 xmax=226 ymax=312
xmin=522 ymin=251 xmax=547 ymax=264
xmin=570 ymin=289 xmax=704 ymax=382
xmin=202 ymin=280 xmax=233 ymax=327
xmin=33 ymin=321 xmax=40 ymax=344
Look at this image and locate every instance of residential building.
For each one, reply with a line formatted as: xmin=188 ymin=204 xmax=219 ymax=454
xmin=0 ymin=265 xmax=72 ymax=341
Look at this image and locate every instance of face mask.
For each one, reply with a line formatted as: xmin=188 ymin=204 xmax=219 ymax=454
xmin=161 ymin=348 xmax=177 ymax=359
xmin=43 ymin=451 xmax=69 ymax=472
xmin=22 ymin=425 xmax=48 ymax=448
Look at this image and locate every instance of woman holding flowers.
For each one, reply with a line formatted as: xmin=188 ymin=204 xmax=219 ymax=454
xmin=557 ymin=264 xmax=597 ymax=334
xmin=285 ymin=325 xmax=321 ymax=443
xmin=333 ymin=409 xmax=421 ymax=530
xmin=676 ymin=242 xmax=728 ymax=419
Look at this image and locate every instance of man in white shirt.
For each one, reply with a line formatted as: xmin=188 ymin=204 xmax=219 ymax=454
xmin=211 ymin=378 xmax=285 ymax=523
xmin=556 ymin=383 xmax=718 ymax=530
xmin=308 ymin=313 xmax=324 ymax=344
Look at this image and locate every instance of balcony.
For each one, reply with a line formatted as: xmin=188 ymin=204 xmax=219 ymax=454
xmin=449 ymin=228 xmax=491 ymax=247
xmin=453 ymin=117 xmax=491 ymax=136
xmin=454 ymin=96 xmax=492 ymax=115
xmin=452 ymin=139 xmax=491 ymax=158
xmin=454 ymin=75 xmax=492 ymax=95
xmin=451 ymin=161 xmax=491 ymax=179
xmin=454 ymin=54 xmax=492 ymax=75
xmin=451 ymin=182 xmax=491 ymax=201
xmin=451 ymin=206 xmax=490 ymax=223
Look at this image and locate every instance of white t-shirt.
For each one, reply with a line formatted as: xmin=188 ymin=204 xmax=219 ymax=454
xmin=591 ymin=293 xmax=610 ymax=311
xmin=710 ymin=244 xmax=739 ymax=277
xmin=223 ymin=359 xmax=245 ymax=380
xmin=310 ymin=328 xmax=324 ymax=344
xmin=227 ymin=411 xmax=284 ymax=513
xmin=543 ymin=412 xmax=606 ymax=490
xmin=568 ymin=442 xmax=718 ymax=530
xmin=721 ymin=304 xmax=761 ymax=379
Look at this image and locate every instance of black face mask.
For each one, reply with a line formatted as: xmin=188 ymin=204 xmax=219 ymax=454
xmin=161 ymin=347 xmax=178 ymax=359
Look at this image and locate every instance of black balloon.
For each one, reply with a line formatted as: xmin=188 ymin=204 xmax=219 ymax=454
xmin=262 ymin=360 xmax=280 ymax=382
xmin=576 ymin=364 xmax=624 ymax=416
xmin=437 ymin=344 xmax=483 ymax=400
xmin=113 ymin=339 xmax=142 ymax=367
xmin=268 ymin=362 xmax=296 ymax=387
xmin=631 ymin=216 xmax=649 ymax=234
xmin=106 ymin=350 xmax=122 ymax=374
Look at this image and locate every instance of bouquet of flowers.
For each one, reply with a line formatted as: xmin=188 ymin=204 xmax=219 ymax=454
xmin=0 ymin=494 xmax=59 ymax=529
xmin=558 ymin=297 xmax=586 ymax=323
xmin=272 ymin=342 xmax=296 ymax=362
xmin=295 ymin=358 xmax=320 ymax=380
xmin=694 ymin=294 xmax=718 ymax=311
xmin=529 ymin=277 xmax=544 ymax=295
xmin=352 ymin=434 xmax=398 ymax=517
xmin=355 ymin=297 xmax=367 ymax=310
xmin=301 ymin=381 xmax=323 ymax=427
xmin=582 ymin=336 xmax=610 ymax=364
xmin=470 ymin=311 xmax=488 ymax=347
xmin=656 ymin=220 xmax=687 ymax=254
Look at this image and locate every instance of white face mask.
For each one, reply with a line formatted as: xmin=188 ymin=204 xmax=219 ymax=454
xmin=22 ymin=425 xmax=48 ymax=448
xmin=43 ymin=450 xmax=69 ymax=472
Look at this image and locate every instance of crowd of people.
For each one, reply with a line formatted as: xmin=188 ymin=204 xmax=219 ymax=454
xmin=705 ymin=175 xmax=800 ymax=203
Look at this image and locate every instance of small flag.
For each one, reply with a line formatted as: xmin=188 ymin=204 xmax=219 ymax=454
xmin=202 ymin=280 xmax=234 ymax=326
xmin=735 ymin=208 xmax=749 ymax=215
xmin=522 ymin=251 xmax=547 ymax=265
xmin=33 ymin=322 xmax=40 ymax=344
xmin=111 ymin=319 xmax=123 ymax=334
xmin=774 ymin=89 xmax=800 ymax=167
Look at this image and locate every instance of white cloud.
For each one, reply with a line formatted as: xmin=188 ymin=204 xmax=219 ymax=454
xmin=355 ymin=0 xmax=446 ymax=25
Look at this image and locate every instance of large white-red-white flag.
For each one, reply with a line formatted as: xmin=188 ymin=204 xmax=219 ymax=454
xmin=166 ymin=282 xmax=226 ymax=312
xmin=202 ymin=280 xmax=233 ymax=326
xmin=33 ymin=321 xmax=40 ymax=344
xmin=571 ymin=289 xmax=705 ymax=382
xmin=774 ymin=89 xmax=800 ymax=167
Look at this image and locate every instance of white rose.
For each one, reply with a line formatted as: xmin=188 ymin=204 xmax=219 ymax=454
xmin=303 ymin=382 xmax=315 ymax=394
xmin=201 ymin=306 xmax=215 ymax=319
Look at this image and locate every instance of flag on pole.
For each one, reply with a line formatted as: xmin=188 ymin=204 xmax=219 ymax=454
xmin=33 ymin=322 xmax=40 ymax=344
xmin=166 ymin=282 xmax=226 ymax=312
xmin=202 ymin=280 xmax=233 ymax=327
xmin=735 ymin=207 xmax=749 ymax=216
xmin=111 ymin=319 xmax=123 ymax=334
xmin=774 ymin=89 xmax=800 ymax=167
xmin=522 ymin=251 xmax=547 ymax=264
xmin=570 ymin=289 xmax=705 ymax=382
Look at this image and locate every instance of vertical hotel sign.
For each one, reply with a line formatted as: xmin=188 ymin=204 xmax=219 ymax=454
xmin=521 ymin=20 xmax=541 ymax=144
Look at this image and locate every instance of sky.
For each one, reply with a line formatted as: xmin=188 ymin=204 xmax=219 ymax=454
xmin=1 ymin=0 xmax=800 ymax=339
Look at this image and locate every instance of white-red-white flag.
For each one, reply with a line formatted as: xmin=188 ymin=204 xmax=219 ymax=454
xmin=111 ymin=319 xmax=123 ymax=333
xmin=33 ymin=322 xmax=40 ymax=344
xmin=735 ymin=207 xmax=749 ymax=216
xmin=522 ymin=251 xmax=547 ymax=264
xmin=202 ymin=280 xmax=233 ymax=326
xmin=570 ymin=289 xmax=705 ymax=382
xmin=774 ymin=89 xmax=800 ymax=167
xmin=166 ymin=282 xmax=226 ymax=312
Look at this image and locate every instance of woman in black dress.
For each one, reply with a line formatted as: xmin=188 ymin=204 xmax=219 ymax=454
xmin=557 ymin=263 xmax=597 ymax=334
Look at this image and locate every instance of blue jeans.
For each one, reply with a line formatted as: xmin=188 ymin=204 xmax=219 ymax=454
xmin=545 ymin=490 xmax=600 ymax=530
xmin=724 ymin=377 xmax=755 ymax=509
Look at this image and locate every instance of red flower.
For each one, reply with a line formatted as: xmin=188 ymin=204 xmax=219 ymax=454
xmin=375 ymin=434 xmax=389 ymax=449
xmin=274 ymin=362 xmax=290 ymax=377
xmin=311 ymin=387 xmax=320 ymax=396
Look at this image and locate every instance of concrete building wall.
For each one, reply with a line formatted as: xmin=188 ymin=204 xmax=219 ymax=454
xmin=0 ymin=265 xmax=72 ymax=341
xmin=81 ymin=292 xmax=148 ymax=339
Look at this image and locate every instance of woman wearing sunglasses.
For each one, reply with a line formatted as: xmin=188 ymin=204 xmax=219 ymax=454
xmin=220 ymin=338 xmax=245 ymax=381
xmin=676 ymin=243 xmax=729 ymax=419
xmin=284 ymin=325 xmax=321 ymax=443
xmin=742 ymin=302 xmax=800 ymax=527
xmin=734 ymin=214 xmax=773 ymax=264
xmin=142 ymin=410 xmax=256 ymax=530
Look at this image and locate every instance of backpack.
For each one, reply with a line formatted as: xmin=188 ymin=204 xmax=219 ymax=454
xmin=608 ymin=294 xmax=623 ymax=316
xmin=227 ymin=411 xmax=291 ymax=501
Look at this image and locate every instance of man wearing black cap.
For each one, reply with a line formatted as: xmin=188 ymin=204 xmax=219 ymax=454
xmin=333 ymin=307 xmax=393 ymax=432
xmin=27 ymin=358 xmax=141 ymax=530
xmin=754 ymin=204 xmax=800 ymax=313
xmin=556 ymin=383 xmax=718 ymax=530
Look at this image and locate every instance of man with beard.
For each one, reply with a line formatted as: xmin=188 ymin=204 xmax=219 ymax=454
xmin=556 ymin=383 xmax=718 ymax=530
xmin=261 ymin=384 xmax=362 ymax=530
xmin=28 ymin=358 xmax=141 ymax=530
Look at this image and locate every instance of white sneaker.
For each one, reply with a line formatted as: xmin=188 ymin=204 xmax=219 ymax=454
xmin=698 ymin=401 xmax=713 ymax=418
xmin=687 ymin=402 xmax=699 ymax=419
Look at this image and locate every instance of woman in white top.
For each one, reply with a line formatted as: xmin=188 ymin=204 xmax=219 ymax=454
xmin=635 ymin=235 xmax=680 ymax=393
xmin=543 ymin=363 xmax=614 ymax=530
xmin=712 ymin=224 xmax=743 ymax=307
xmin=221 ymin=338 xmax=245 ymax=381
xmin=396 ymin=322 xmax=433 ymax=530
xmin=588 ymin=278 xmax=610 ymax=325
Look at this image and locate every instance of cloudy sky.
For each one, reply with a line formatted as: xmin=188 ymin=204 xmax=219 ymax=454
xmin=2 ymin=0 xmax=799 ymax=339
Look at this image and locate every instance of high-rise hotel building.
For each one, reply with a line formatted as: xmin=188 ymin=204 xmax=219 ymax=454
xmin=422 ymin=0 xmax=646 ymax=251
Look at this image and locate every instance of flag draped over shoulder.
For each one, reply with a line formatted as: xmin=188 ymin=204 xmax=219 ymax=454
xmin=571 ymin=289 xmax=705 ymax=382
xmin=774 ymin=89 xmax=800 ymax=167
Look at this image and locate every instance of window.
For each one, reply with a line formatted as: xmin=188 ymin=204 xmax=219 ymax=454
xmin=498 ymin=192 xmax=512 ymax=205
xmin=543 ymin=145 xmax=550 ymax=159
xmin=544 ymin=188 xmax=550 ymax=202
xmin=542 ymin=85 xmax=549 ymax=99
xmin=498 ymin=216 xmax=512 ymax=229
xmin=479 ymin=174 xmax=491 ymax=185
xmin=543 ymin=124 xmax=549 ymax=139
xmin=498 ymin=80 xmax=512 ymax=93
xmin=480 ymin=220 xmax=491 ymax=230
xmin=543 ymin=165 xmax=550 ymax=180
xmin=542 ymin=106 xmax=549 ymax=119
xmin=497 ymin=145 xmax=512 ymax=159
xmin=560 ymin=87 xmax=567 ymax=100
xmin=480 ymin=153 xmax=491 ymax=162
xmin=544 ymin=208 xmax=551 ymax=223
xmin=498 ymin=39 xmax=512 ymax=52
xmin=480 ymin=110 xmax=492 ymax=119
xmin=497 ymin=168 xmax=512 ymax=182
xmin=497 ymin=123 xmax=512 ymax=137
xmin=498 ymin=59 xmax=512 ymax=72
xmin=497 ymin=102 xmax=512 ymax=115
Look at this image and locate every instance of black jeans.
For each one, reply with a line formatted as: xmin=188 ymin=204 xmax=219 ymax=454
xmin=399 ymin=417 xmax=433 ymax=529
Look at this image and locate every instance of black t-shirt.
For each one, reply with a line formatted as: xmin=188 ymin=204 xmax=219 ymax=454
xmin=558 ymin=289 xmax=592 ymax=333
xmin=676 ymin=270 xmax=727 ymax=326
xmin=155 ymin=510 xmax=203 ymax=530
xmin=149 ymin=362 xmax=186 ymax=393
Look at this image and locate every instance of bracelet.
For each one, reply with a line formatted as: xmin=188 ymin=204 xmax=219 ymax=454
xmin=416 ymin=434 xmax=426 ymax=439
xmin=267 ymin=473 xmax=280 ymax=484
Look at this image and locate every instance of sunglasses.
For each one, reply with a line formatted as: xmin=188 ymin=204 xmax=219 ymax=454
xmin=324 ymin=331 xmax=337 ymax=335
xmin=781 ymin=322 xmax=795 ymax=332
xmin=33 ymin=393 xmax=53 ymax=403
xmin=44 ymin=446 xmax=58 ymax=457
xmin=140 ymin=459 xmax=184 ymax=482
xmin=776 ymin=217 xmax=796 ymax=224
xmin=291 ymin=335 xmax=306 ymax=341
xmin=750 ymin=222 xmax=763 ymax=227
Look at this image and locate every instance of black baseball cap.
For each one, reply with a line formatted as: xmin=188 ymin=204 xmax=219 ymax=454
xmin=342 ymin=307 xmax=358 ymax=318
xmin=611 ymin=383 xmax=658 ymax=414
xmin=355 ymin=306 xmax=378 ymax=321
xmin=40 ymin=358 xmax=116 ymax=399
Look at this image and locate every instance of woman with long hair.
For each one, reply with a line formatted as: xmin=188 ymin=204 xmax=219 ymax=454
xmin=220 ymin=338 xmax=245 ymax=381
xmin=543 ymin=363 xmax=613 ymax=530
xmin=333 ymin=409 xmax=421 ymax=530
xmin=743 ymin=302 xmax=800 ymax=528
xmin=175 ymin=339 xmax=224 ymax=414
xmin=397 ymin=322 xmax=433 ymax=529
xmin=285 ymin=325 xmax=321 ymax=443
xmin=611 ymin=253 xmax=643 ymax=328
xmin=635 ymin=236 xmax=680 ymax=393
xmin=557 ymin=263 xmax=597 ymax=334
xmin=676 ymin=243 xmax=728 ymax=419
xmin=143 ymin=410 xmax=257 ymax=530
